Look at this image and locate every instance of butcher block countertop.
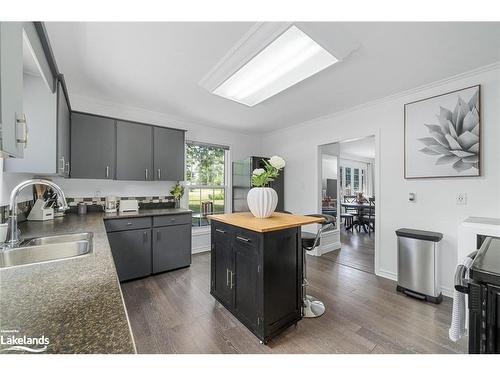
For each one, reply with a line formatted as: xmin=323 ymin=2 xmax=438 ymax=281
xmin=207 ymin=212 xmax=324 ymax=233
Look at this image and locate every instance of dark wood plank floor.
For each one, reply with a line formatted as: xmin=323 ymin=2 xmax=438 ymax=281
xmin=322 ymin=227 xmax=375 ymax=274
xmin=121 ymin=252 xmax=467 ymax=354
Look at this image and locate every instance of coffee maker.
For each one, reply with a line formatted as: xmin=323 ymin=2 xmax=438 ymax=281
xmin=105 ymin=196 xmax=118 ymax=213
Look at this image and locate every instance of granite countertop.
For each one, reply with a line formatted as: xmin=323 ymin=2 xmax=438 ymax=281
xmin=0 ymin=208 xmax=191 ymax=354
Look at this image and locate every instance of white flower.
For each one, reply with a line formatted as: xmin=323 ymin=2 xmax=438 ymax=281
xmin=252 ymin=168 xmax=265 ymax=176
xmin=269 ymin=155 xmax=286 ymax=170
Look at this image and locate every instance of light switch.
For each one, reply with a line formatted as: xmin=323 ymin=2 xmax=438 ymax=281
xmin=457 ymin=193 xmax=467 ymax=205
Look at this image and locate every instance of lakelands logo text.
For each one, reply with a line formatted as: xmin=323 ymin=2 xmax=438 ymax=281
xmin=0 ymin=330 xmax=49 ymax=353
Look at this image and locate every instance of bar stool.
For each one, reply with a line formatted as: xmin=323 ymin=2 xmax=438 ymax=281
xmin=301 ymin=214 xmax=335 ymax=318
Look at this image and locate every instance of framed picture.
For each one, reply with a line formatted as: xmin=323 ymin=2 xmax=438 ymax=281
xmin=404 ymin=85 xmax=480 ymax=179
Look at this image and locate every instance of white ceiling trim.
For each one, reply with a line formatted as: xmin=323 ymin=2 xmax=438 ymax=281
xmin=265 ymin=60 xmax=500 ymax=137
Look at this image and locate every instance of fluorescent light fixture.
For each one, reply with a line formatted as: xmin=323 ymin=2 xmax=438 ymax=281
xmin=212 ymin=26 xmax=338 ymax=107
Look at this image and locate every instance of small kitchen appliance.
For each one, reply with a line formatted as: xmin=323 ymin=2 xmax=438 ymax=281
xmin=119 ymin=199 xmax=139 ymax=213
xmin=105 ymin=196 xmax=118 ymax=213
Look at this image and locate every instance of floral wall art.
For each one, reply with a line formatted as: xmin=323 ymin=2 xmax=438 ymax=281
xmin=404 ymin=85 xmax=480 ymax=178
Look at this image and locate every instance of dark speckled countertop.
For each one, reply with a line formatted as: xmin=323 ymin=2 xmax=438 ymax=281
xmin=0 ymin=208 xmax=191 ymax=354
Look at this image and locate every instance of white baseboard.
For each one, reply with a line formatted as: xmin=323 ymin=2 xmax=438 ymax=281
xmin=192 ymin=245 xmax=211 ymax=254
xmin=441 ymin=286 xmax=453 ymax=298
xmin=377 ymin=268 xmax=453 ymax=299
xmin=377 ymin=268 xmax=397 ymax=281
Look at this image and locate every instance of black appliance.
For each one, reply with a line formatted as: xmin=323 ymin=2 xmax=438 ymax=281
xmin=232 ymin=156 xmax=284 ymax=213
xmin=455 ymin=236 xmax=500 ymax=353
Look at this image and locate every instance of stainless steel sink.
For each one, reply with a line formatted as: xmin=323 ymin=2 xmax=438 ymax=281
xmin=0 ymin=233 xmax=93 ymax=269
xmin=25 ymin=232 xmax=93 ymax=246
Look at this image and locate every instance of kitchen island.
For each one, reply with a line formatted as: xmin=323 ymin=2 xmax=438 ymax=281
xmin=208 ymin=212 xmax=323 ymax=344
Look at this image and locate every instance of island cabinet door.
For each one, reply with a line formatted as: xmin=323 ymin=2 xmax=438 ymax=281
xmin=211 ymin=225 xmax=233 ymax=307
xmin=232 ymin=233 xmax=261 ymax=333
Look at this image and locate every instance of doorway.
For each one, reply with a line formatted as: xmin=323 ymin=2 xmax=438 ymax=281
xmin=318 ymin=135 xmax=376 ymax=274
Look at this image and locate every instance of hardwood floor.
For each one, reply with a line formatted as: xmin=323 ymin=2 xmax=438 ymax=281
xmin=121 ymin=252 xmax=467 ymax=354
xmin=322 ymin=226 xmax=375 ymax=274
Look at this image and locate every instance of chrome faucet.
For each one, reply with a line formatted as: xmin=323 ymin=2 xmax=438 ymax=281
xmin=4 ymin=179 xmax=69 ymax=248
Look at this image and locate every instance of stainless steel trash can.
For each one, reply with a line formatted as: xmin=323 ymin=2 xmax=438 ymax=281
xmin=396 ymin=228 xmax=443 ymax=304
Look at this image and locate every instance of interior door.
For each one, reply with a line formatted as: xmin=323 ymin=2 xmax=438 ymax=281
xmin=153 ymin=126 xmax=185 ymax=181
xmin=212 ymin=227 xmax=233 ymax=307
xmin=116 ymin=120 xmax=153 ymax=180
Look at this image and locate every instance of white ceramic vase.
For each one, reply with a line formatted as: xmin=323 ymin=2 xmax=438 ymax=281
xmin=247 ymin=187 xmax=278 ymax=218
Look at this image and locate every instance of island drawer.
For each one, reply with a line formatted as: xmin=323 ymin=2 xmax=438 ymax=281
xmin=153 ymin=213 xmax=192 ymax=227
xmin=104 ymin=217 xmax=152 ymax=232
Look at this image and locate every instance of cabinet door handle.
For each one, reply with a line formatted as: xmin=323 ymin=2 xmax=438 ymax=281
xmin=157 ymin=168 xmax=161 ymax=180
xmin=236 ymin=235 xmax=251 ymax=243
xmin=216 ymin=228 xmax=226 ymax=234
xmin=59 ymin=156 xmax=65 ymax=173
xmin=105 ymin=166 xmax=110 ymax=179
xmin=226 ymin=269 xmax=230 ymax=286
xmin=145 ymin=169 xmax=149 ymax=180
xmin=143 ymin=231 xmax=148 ymax=242
xmin=230 ymin=271 xmax=234 ymax=289
xmin=157 ymin=230 xmax=160 ymax=241
xmin=16 ymin=113 xmax=28 ymax=148
xmin=126 ymin=222 xmax=133 ymax=226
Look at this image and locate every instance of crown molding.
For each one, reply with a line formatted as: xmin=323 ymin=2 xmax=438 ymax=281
xmin=264 ymin=60 xmax=500 ymax=137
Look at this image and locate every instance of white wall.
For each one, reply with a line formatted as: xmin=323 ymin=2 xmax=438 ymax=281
xmin=262 ymin=64 xmax=500 ymax=296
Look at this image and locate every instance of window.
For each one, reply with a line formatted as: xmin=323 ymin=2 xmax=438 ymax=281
xmin=353 ymin=168 xmax=359 ymax=192
xmin=345 ymin=167 xmax=352 ymax=194
xmin=186 ymin=141 xmax=228 ymax=227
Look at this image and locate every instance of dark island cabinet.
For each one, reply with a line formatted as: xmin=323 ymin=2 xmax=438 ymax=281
xmin=210 ymin=221 xmax=302 ymax=344
xmin=107 ymin=228 xmax=152 ymax=281
xmin=71 ymin=112 xmax=116 ymax=179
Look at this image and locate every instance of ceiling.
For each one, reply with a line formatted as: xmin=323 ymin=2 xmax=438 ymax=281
xmin=45 ymin=22 xmax=500 ymax=134
xmin=340 ymin=136 xmax=375 ymax=159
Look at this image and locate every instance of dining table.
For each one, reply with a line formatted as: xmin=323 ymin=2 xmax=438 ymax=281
xmin=341 ymin=202 xmax=372 ymax=232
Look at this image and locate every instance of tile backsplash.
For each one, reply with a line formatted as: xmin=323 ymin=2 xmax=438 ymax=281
xmin=0 ymin=195 xmax=176 ymax=223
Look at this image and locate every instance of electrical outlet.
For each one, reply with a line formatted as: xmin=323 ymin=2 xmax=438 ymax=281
xmin=456 ymin=192 xmax=467 ymax=205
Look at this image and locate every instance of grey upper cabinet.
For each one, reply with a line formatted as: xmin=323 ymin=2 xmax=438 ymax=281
xmin=153 ymin=126 xmax=185 ymax=181
xmin=57 ymin=81 xmax=71 ymax=177
xmin=116 ymin=120 xmax=153 ymax=181
xmin=0 ymin=22 xmax=25 ymax=158
xmin=71 ymin=112 xmax=116 ymax=179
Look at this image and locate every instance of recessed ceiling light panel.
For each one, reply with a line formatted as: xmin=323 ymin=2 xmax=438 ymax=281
xmin=212 ymin=25 xmax=338 ymax=107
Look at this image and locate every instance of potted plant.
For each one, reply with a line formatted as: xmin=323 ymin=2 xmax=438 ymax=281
xmin=247 ymin=156 xmax=286 ymax=218
xmin=170 ymin=182 xmax=184 ymax=208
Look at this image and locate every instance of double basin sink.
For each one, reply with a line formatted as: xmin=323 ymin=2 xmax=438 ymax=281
xmin=0 ymin=232 xmax=93 ymax=269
